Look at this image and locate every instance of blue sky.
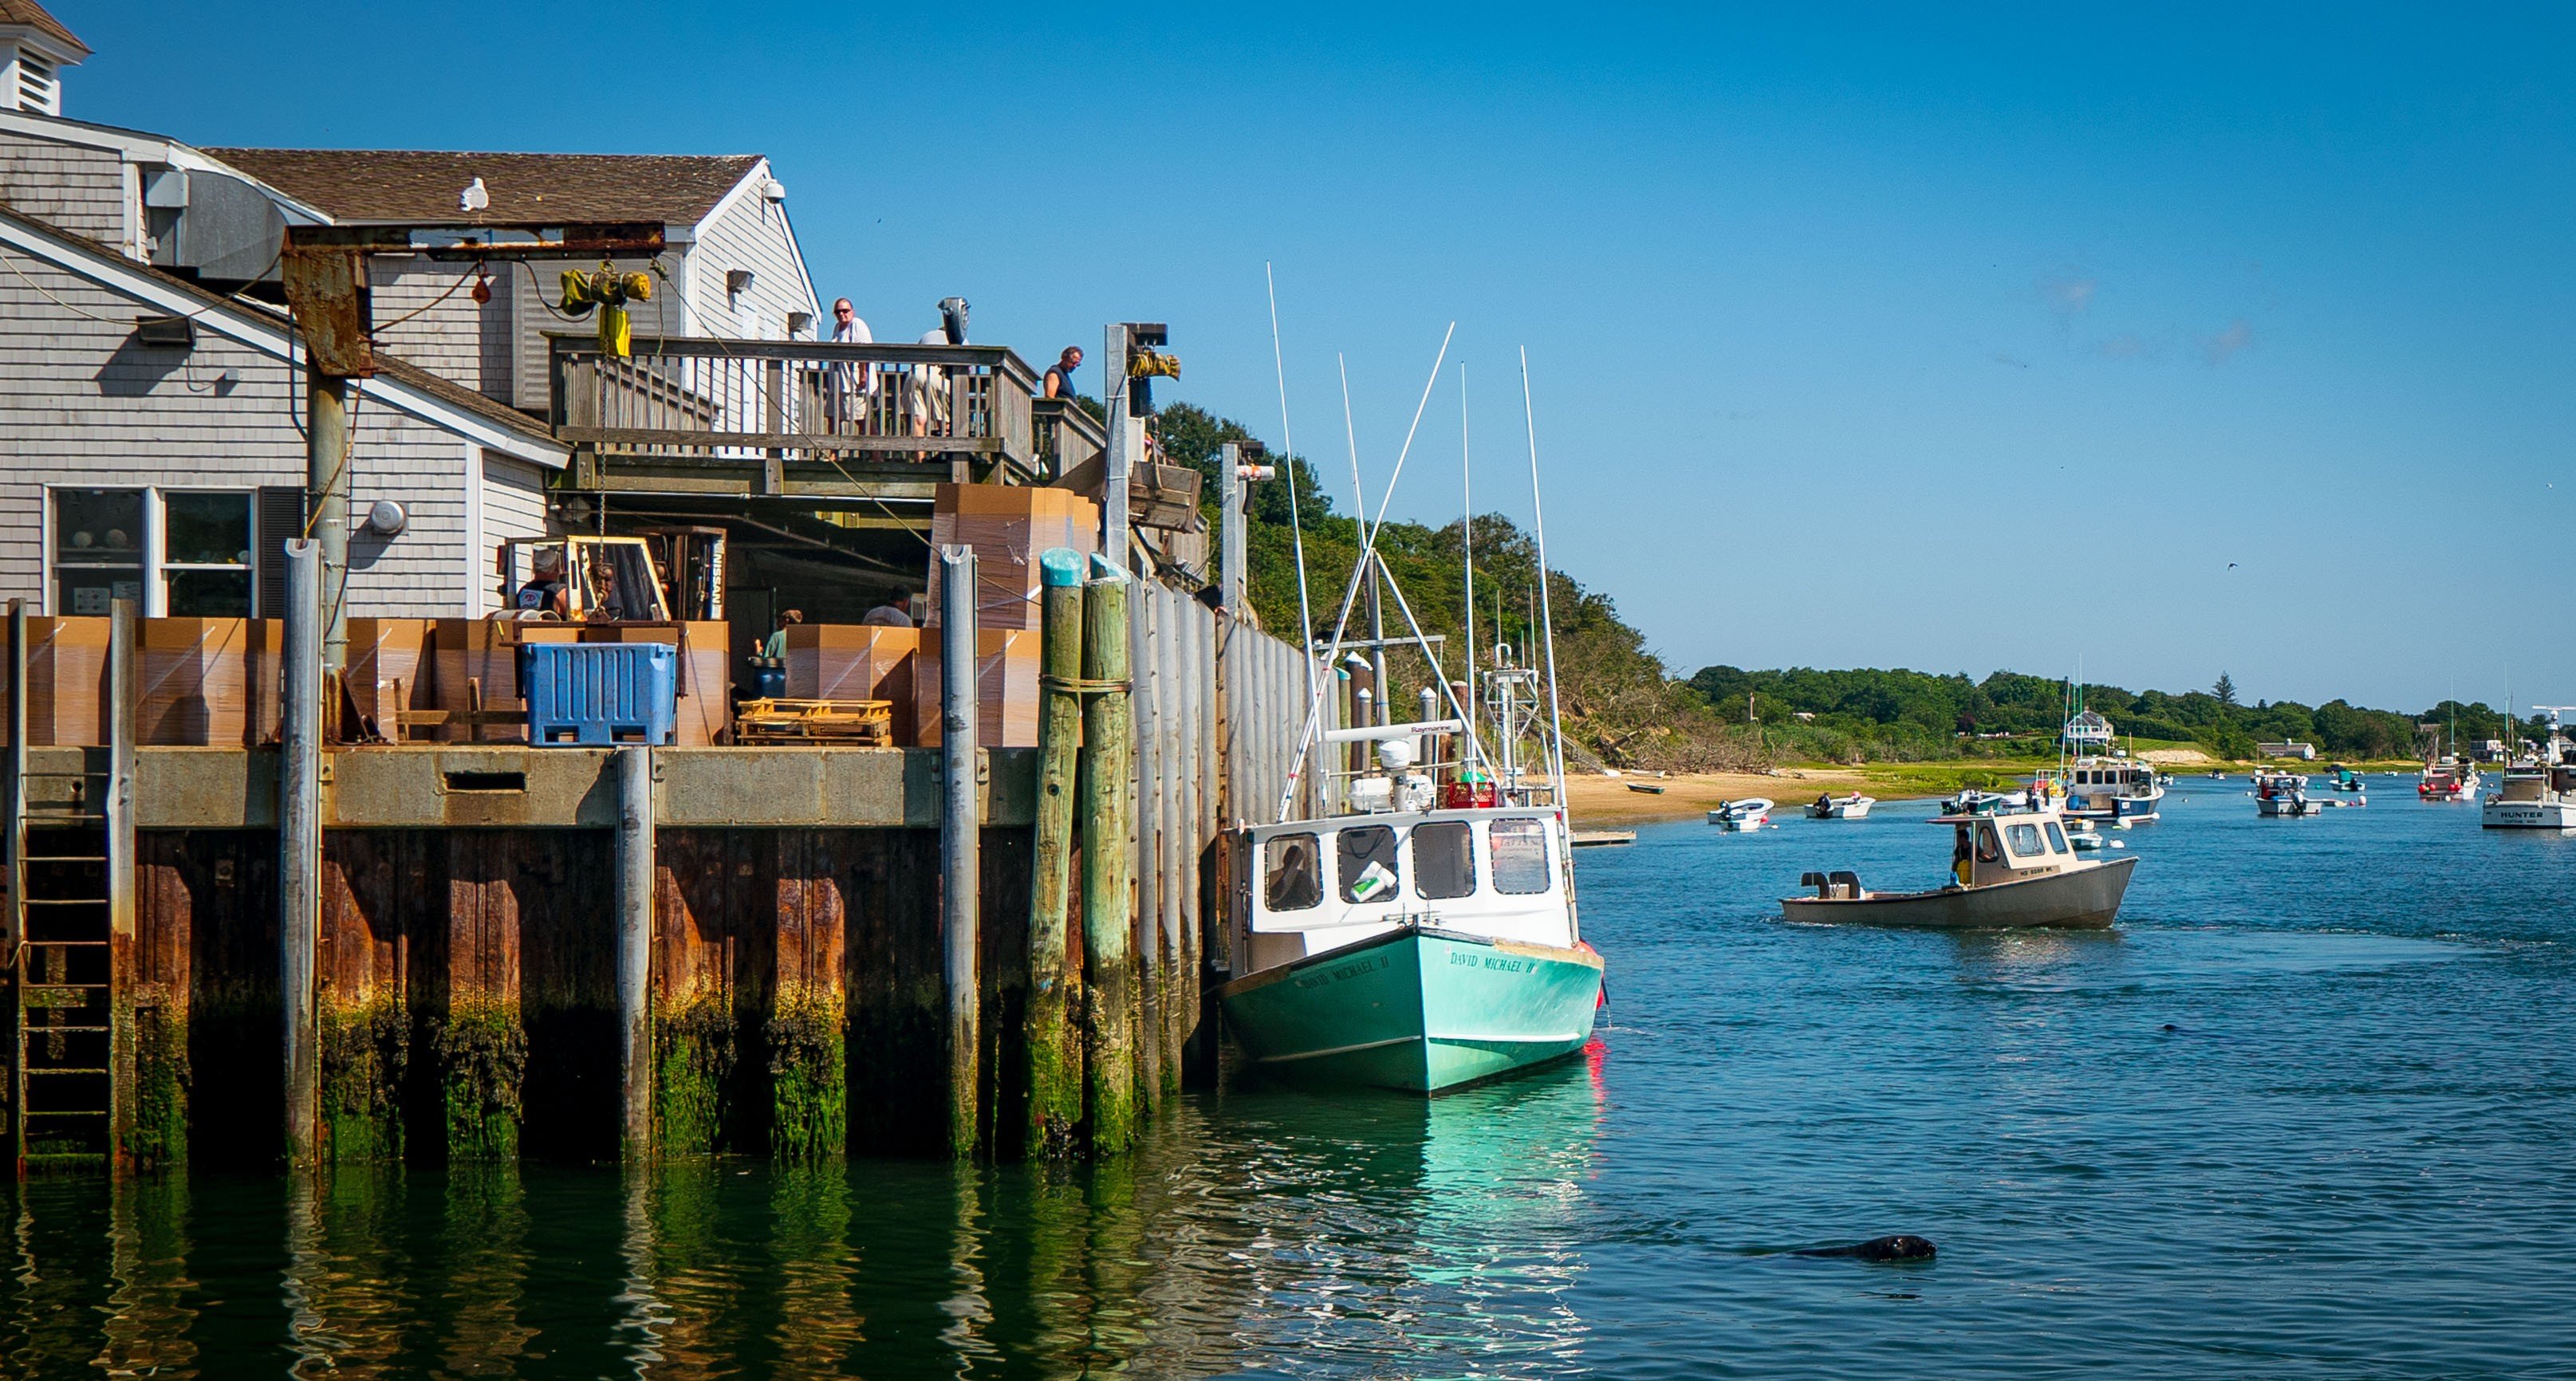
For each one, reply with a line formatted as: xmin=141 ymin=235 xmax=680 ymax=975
xmin=61 ymin=3 xmax=2576 ymax=710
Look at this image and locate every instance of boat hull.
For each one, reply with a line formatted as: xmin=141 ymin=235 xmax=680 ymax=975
xmin=1218 ymin=927 xmax=1605 ymax=1093
xmin=2482 ymin=797 xmax=2576 ymax=829
xmin=1779 ymin=856 xmax=2137 ymax=930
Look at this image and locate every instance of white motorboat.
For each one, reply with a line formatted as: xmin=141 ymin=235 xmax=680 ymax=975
xmin=2046 ymin=710 xmax=2166 ymax=824
xmin=2483 ymin=708 xmax=2576 ymax=829
xmin=1709 ymin=797 xmax=1773 ymax=831
xmin=2254 ymin=769 xmax=2323 ymax=816
xmin=1804 ymin=791 xmax=1875 ymax=820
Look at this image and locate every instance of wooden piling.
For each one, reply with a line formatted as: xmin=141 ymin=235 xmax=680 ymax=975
xmin=1025 ymin=548 xmax=1086 ymax=1156
xmin=106 ymin=600 xmax=138 ymax=1169
xmin=1131 ymin=588 xmax=1162 ymax=1110
xmin=1078 ymin=561 xmax=1137 ymax=1154
xmin=1156 ymin=594 xmax=1185 ymax=1096
xmin=279 ymin=539 xmax=322 ymax=1164
xmin=938 ymin=545 xmax=981 ymax=1159
xmin=616 ymin=746 xmax=654 ymax=1159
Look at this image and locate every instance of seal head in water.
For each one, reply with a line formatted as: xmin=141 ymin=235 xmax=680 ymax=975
xmin=1793 ymin=1234 xmax=1936 ymax=1261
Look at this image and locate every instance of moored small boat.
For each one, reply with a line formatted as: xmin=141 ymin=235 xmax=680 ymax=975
xmin=1709 ymin=797 xmax=1773 ymax=831
xmin=2255 ymin=769 xmax=2324 ymax=816
xmin=2483 ymin=708 xmax=2576 ymax=829
xmin=1781 ymin=805 xmax=2134 ymax=929
xmin=2420 ymin=755 xmax=2481 ymax=801
xmin=1804 ymin=792 xmax=1876 ymax=820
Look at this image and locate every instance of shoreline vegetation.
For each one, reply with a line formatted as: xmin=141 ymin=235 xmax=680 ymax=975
xmin=1154 ymin=399 xmax=2524 ymax=792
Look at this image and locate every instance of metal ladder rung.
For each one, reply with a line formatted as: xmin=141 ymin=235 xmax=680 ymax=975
xmin=16 ymin=939 xmax=108 ymax=947
xmin=22 ymin=1107 xmax=110 ymax=1114
xmin=21 ymin=898 xmax=108 ymax=906
xmin=18 ymin=856 xmax=108 ymax=864
xmin=19 ymin=982 xmax=108 ymax=991
xmin=16 ymin=769 xmax=103 ymax=780
xmin=21 ymin=1066 xmax=111 ymax=1074
xmin=19 ymin=1030 xmax=109 ymax=1037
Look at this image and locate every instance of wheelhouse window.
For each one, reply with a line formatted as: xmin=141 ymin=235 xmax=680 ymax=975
xmin=1263 ymin=833 xmax=1322 ymax=912
xmin=1490 ymin=817 xmax=1552 ymax=895
xmin=1337 ymin=825 xmax=1400 ymax=903
xmin=2044 ymin=821 xmax=2070 ymax=854
xmin=2005 ymin=822 xmax=2045 ymax=856
xmin=1412 ymin=821 xmax=1475 ymax=899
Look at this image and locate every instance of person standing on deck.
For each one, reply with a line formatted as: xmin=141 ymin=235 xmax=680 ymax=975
xmin=1043 ymin=345 xmax=1083 ymax=399
xmin=825 ymin=298 xmax=874 ymax=431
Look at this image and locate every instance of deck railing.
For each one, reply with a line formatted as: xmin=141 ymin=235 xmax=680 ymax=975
xmin=549 ymin=334 xmax=1046 ymax=493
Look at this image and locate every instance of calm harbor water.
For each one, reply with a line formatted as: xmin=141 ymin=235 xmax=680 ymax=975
xmin=8 ymin=776 xmax=2575 ymax=1378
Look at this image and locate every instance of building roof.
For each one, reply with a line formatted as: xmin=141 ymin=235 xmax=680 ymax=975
xmin=0 ymin=0 xmax=87 ymax=57
xmin=199 ymin=148 xmax=763 ymax=227
xmin=0 ymin=201 xmax=565 ymax=462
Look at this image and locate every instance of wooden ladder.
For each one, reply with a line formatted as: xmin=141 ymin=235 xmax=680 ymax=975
xmin=3 ymin=599 xmax=136 ymax=1175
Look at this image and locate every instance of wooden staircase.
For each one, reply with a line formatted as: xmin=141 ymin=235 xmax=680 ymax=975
xmin=4 ymin=600 xmax=136 ymax=1175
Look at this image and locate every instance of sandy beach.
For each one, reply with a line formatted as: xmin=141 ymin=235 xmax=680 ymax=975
xmin=1564 ymin=768 xmax=1872 ymax=826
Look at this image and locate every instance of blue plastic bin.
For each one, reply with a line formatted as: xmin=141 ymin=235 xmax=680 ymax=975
xmin=522 ymin=642 xmax=678 ymax=746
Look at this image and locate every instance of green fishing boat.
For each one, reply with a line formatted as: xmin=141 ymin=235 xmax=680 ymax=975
xmin=1217 ymin=345 xmax=1602 ymax=1093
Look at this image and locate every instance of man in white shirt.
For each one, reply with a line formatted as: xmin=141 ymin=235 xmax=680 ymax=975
xmin=861 ymin=588 xmax=916 ymax=628
xmin=826 ymin=297 xmax=873 ymax=431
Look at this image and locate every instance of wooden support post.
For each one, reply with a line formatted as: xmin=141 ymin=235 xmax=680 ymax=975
xmin=5 ymin=600 xmax=22 ymax=967
xmin=1131 ymin=588 xmax=1161 ymax=1109
xmin=1219 ymin=442 xmax=1248 ymax=616
xmin=1025 ymin=547 xmax=1085 ymax=1156
xmin=938 ymin=545 xmax=981 ymax=1159
xmin=279 ymin=539 xmax=323 ymax=1164
xmin=305 ymin=366 xmax=351 ymax=676
xmin=616 ymin=746 xmax=654 ymax=1160
xmin=106 ymin=600 xmax=137 ymax=1170
xmin=1077 ymin=558 xmax=1136 ymax=1154
xmin=1156 ymin=595 xmax=1184 ymax=1096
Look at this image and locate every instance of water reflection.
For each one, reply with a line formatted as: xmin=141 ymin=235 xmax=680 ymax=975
xmin=0 ymin=1056 xmax=1605 ymax=1379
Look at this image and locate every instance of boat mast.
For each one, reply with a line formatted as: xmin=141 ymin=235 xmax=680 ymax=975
xmin=1460 ymin=364 xmax=1477 ymax=753
xmin=1518 ymin=348 xmax=1569 ymax=803
xmin=1263 ymin=262 xmax=1318 ymax=654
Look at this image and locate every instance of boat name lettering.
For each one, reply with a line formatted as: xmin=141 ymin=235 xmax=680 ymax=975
xmin=1449 ymin=952 xmax=1531 ymax=974
xmin=1297 ymin=954 xmax=1392 ymax=988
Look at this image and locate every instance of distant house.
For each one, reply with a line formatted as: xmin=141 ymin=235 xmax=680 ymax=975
xmin=2257 ymin=741 xmax=2317 ymax=761
xmin=0 ymin=10 xmax=833 ymax=619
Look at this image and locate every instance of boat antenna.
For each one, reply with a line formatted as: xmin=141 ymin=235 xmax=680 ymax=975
xmin=1264 ymin=262 xmax=1316 ymax=651
xmin=1337 ymin=353 xmax=1367 ymax=526
xmin=1460 ymin=362 xmax=1479 ymax=764
xmin=1519 ymin=346 xmax=1569 ymax=799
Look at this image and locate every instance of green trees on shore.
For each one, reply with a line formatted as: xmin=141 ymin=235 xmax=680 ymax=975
xmin=1155 ymin=398 xmax=2511 ymax=770
xmin=1684 ymin=662 xmax=2515 ymax=762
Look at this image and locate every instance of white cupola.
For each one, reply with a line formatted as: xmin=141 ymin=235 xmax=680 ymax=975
xmin=1 ymin=0 xmax=89 ymax=117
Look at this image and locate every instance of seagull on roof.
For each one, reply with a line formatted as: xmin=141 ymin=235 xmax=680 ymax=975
xmin=460 ymin=176 xmax=489 ymax=213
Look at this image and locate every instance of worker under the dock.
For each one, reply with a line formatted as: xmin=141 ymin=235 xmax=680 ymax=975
xmin=861 ymin=589 xmax=916 ymax=628
xmin=762 ymin=608 xmax=804 ymax=659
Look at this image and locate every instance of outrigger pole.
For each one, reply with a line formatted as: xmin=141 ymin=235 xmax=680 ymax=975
xmin=1277 ymin=326 xmax=1506 ymax=822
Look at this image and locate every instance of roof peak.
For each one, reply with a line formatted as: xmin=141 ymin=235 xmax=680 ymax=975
xmin=0 ymin=0 xmax=88 ymax=58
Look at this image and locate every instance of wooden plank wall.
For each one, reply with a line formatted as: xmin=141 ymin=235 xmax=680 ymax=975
xmin=1128 ymin=585 xmax=1325 ymax=1093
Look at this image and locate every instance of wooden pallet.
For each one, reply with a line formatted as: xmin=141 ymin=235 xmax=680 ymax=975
xmin=732 ymin=698 xmax=895 ymax=746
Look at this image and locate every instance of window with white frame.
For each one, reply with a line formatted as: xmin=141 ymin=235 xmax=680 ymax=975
xmin=51 ymin=488 xmax=255 ymax=617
